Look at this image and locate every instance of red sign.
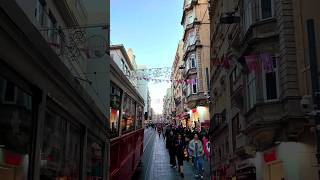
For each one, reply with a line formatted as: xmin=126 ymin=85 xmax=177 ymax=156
xmin=5 ymin=151 xmax=22 ymax=166
xmin=263 ymin=149 xmax=277 ymax=163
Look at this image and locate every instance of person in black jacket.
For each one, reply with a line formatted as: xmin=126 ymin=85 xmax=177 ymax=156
xmin=175 ymin=134 xmax=186 ymax=178
xmin=167 ymin=130 xmax=176 ymax=168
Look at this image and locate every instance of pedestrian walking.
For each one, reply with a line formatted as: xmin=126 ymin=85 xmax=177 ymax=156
xmin=167 ymin=130 xmax=177 ymax=168
xmin=202 ymin=135 xmax=210 ymax=161
xmin=175 ymin=134 xmax=186 ymax=178
xmin=189 ymin=133 xmax=204 ymax=179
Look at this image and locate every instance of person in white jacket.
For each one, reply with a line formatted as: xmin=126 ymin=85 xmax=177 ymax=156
xmin=189 ymin=133 xmax=204 ymax=179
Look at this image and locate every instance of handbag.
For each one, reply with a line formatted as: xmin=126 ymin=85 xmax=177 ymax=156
xmin=184 ymin=148 xmax=188 ymax=158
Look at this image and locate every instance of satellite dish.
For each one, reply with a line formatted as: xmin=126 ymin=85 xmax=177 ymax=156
xmin=86 ymin=35 xmax=108 ymax=59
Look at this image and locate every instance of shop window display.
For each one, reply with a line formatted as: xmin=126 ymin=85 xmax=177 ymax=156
xmin=40 ymin=111 xmax=81 ymax=180
xmin=86 ymin=135 xmax=103 ymax=180
xmin=0 ymin=77 xmax=33 ymax=180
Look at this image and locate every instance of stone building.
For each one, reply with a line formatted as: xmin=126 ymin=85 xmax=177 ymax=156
xmin=171 ymin=40 xmax=185 ymax=125
xmin=0 ymin=0 xmax=110 ymax=179
xmin=180 ymin=0 xmax=211 ymax=128
xmin=209 ymin=0 xmax=320 ymax=179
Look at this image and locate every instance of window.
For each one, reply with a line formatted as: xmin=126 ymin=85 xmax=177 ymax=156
xmin=59 ymin=31 xmax=66 ymax=55
xmin=124 ymin=65 xmax=128 ymax=75
xmin=40 ymin=111 xmax=81 ymax=180
xmin=121 ymin=94 xmax=136 ymax=133
xmin=86 ymin=135 xmax=103 ymax=179
xmin=206 ymin=68 xmax=210 ymax=92
xmin=35 ymin=0 xmax=46 ymax=26
xmin=243 ymin=0 xmax=253 ymax=32
xmin=190 ymin=54 xmax=196 ymax=68
xmin=187 ymin=12 xmax=194 ymax=25
xmin=247 ymin=71 xmax=256 ymax=109
xmin=263 ymin=57 xmax=279 ymax=101
xmin=3 ymin=80 xmax=17 ymax=103
xmin=225 ymin=138 xmax=229 ymax=155
xmin=121 ymin=59 xmax=125 ymax=70
xmin=187 ymin=84 xmax=191 ymax=96
xmin=47 ymin=11 xmax=57 ymax=44
xmin=189 ymin=31 xmax=195 ymax=45
xmin=232 ymin=114 xmax=240 ymax=152
xmin=260 ymin=0 xmax=273 ymax=19
xmin=192 ymin=79 xmax=198 ymax=94
xmin=185 ymin=0 xmax=192 ymax=6
xmin=136 ymin=104 xmax=144 ymax=129
xmin=230 ymin=66 xmax=240 ymax=93
xmin=0 ymin=77 xmax=33 ymax=180
xmin=110 ymin=84 xmax=122 ymax=138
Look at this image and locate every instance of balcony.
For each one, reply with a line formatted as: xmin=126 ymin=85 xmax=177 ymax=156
xmin=184 ymin=0 xmax=198 ymax=11
xmin=183 ymin=67 xmax=197 ymax=78
xmin=241 ymin=18 xmax=278 ymax=45
xmin=185 ymin=20 xmax=201 ymax=33
xmin=37 ymin=14 xmax=88 ymax=87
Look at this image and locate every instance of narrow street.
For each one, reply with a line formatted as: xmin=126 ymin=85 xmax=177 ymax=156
xmin=133 ymin=128 xmax=210 ymax=180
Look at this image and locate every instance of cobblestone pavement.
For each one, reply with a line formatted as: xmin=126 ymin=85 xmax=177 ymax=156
xmin=146 ymin=134 xmax=211 ymax=180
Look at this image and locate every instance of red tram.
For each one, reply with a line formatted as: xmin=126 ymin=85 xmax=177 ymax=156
xmin=109 ymin=60 xmax=145 ymax=180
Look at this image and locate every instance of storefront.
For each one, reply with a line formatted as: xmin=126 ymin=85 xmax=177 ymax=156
xmin=189 ymin=106 xmax=210 ymax=129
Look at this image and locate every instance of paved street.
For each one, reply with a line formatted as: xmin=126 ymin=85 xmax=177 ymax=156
xmin=132 ymin=128 xmax=210 ymax=180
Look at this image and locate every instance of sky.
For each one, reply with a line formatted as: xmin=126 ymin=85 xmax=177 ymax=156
xmin=111 ymin=0 xmax=184 ymax=114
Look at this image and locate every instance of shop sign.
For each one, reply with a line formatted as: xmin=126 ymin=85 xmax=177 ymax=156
xmin=263 ymin=149 xmax=277 ymax=163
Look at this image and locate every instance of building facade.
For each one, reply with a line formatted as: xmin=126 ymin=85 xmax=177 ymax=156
xmin=110 ymin=45 xmax=138 ymax=89
xmin=180 ymin=0 xmax=210 ymax=128
xmin=209 ymin=0 xmax=320 ymax=179
xmin=171 ymin=40 xmax=185 ymax=126
xmin=136 ymin=65 xmax=151 ymax=120
xmin=0 ymin=0 xmax=110 ymax=179
xmin=163 ymin=87 xmax=173 ymax=123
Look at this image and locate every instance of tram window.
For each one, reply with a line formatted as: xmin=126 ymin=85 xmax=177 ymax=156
xmin=136 ymin=104 xmax=143 ymax=129
xmin=110 ymin=84 xmax=122 ymax=138
xmin=40 ymin=111 xmax=81 ymax=180
xmin=86 ymin=135 xmax=103 ymax=179
xmin=0 ymin=76 xmax=33 ymax=180
xmin=121 ymin=94 xmax=135 ymax=133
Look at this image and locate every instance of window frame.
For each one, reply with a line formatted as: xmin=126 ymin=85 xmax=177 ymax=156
xmin=2 ymin=79 xmax=18 ymax=104
xmin=190 ymin=54 xmax=196 ymax=68
xmin=35 ymin=0 xmax=47 ymax=27
xmin=192 ymin=79 xmax=198 ymax=94
xmin=247 ymin=71 xmax=256 ymax=110
xmin=243 ymin=0 xmax=253 ymax=32
xmin=186 ymin=11 xmax=195 ymax=25
xmin=262 ymin=56 xmax=279 ymax=102
xmin=258 ymin=0 xmax=274 ymax=20
xmin=47 ymin=10 xmax=57 ymax=44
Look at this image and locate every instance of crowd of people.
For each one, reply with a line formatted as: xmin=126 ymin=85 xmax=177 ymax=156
xmin=156 ymin=124 xmax=210 ymax=179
